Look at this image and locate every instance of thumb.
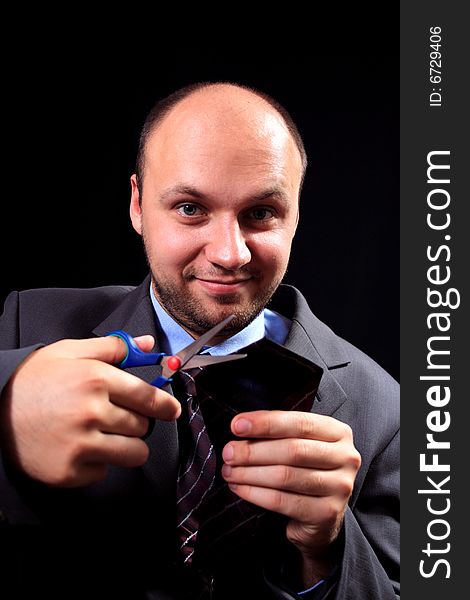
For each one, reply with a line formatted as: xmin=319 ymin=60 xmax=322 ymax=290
xmin=57 ymin=334 xmax=156 ymax=365
xmin=130 ymin=335 xmax=155 ymax=353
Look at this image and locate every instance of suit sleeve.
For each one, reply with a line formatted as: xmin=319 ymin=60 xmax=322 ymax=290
xmin=1 ymin=290 xmax=45 ymax=398
xmin=333 ymin=426 xmax=400 ymax=599
xmin=0 ymin=291 xmax=44 ymax=525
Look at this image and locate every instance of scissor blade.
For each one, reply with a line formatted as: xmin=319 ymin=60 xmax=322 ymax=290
xmin=177 ymin=314 xmax=236 ymax=367
xmin=183 ymin=353 xmax=247 ymax=370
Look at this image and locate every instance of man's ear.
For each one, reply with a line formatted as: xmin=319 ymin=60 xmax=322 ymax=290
xmin=295 ymin=205 xmax=300 ymax=230
xmin=129 ymin=174 xmax=143 ymax=235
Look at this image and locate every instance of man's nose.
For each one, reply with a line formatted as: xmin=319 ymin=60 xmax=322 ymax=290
xmin=204 ymin=219 xmax=251 ymax=270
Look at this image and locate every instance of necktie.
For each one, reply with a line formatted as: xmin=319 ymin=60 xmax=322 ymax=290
xmin=174 ymin=369 xmax=268 ymax=572
xmin=170 ymin=337 xmax=322 ymax=596
xmin=175 ymin=370 xmax=218 ymax=567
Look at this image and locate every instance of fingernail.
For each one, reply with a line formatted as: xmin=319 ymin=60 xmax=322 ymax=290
xmin=228 ymin=483 xmax=238 ymax=491
xmin=221 ymin=464 xmax=232 ymax=479
xmin=234 ymin=418 xmax=251 ymax=435
xmin=222 ymin=444 xmax=234 ymax=462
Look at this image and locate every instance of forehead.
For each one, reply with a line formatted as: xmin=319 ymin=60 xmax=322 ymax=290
xmin=143 ymin=88 xmax=303 ymax=188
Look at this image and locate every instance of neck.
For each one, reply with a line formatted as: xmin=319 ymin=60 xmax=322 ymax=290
xmin=151 ymin=281 xmax=236 ymax=343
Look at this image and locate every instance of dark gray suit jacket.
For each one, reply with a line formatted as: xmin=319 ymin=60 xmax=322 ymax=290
xmin=0 ymin=278 xmax=399 ymax=599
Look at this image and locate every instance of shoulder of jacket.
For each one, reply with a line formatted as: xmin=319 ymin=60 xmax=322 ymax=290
xmin=18 ymin=284 xmax=136 ymax=300
xmin=13 ymin=284 xmax=138 ymax=344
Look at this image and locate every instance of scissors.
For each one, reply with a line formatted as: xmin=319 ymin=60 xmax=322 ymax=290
xmin=106 ymin=314 xmax=246 ymax=388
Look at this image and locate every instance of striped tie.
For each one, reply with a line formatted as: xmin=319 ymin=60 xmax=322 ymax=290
xmin=175 ymin=371 xmax=217 ymax=566
xmin=174 ymin=370 xmax=269 ymax=573
xmin=172 ymin=336 xmax=322 ymax=588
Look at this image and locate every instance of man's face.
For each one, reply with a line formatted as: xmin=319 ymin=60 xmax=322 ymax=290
xmin=130 ymin=90 xmax=302 ymax=337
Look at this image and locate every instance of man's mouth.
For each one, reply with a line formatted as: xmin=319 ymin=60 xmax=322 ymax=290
xmin=194 ymin=277 xmax=252 ymax=294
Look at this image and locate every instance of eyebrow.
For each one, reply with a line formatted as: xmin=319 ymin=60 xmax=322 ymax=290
xmin=159 ymin=184 xmax=291 ymax=207
xmin=160 ymin=185 xmax=203 ymax=202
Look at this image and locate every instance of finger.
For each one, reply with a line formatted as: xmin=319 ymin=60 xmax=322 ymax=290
xmin=131 ymin=335 xmax=155 ymax=353
xmin=98 ymin=362 xmax=181 ymax=420
xmin=222 ymin=438 xmax=351 ymax=469
xmin=222 ymin=464 xmax=354 ymax=498
xmin=96 ymin=404 xmax=150 ymax=437
xmin=55 ymin=335 xmax=155 ymax=365
xmin=54 ymin=463 xmax=109 ymax=488
xmin=86 ymin=433 xmax=151 ymax=468
xmin=231 ymin=410 xmax=352 ymax=442
xmin=227 ymin=483 xmax=340 ymax=524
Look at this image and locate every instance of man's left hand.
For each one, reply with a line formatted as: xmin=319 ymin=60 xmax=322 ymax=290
xmin=221 ymin=410 xmax=361 ymax=583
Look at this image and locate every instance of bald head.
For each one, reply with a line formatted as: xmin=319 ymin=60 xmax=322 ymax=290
xmin=135 ymin=82 xmax=307 ymax=196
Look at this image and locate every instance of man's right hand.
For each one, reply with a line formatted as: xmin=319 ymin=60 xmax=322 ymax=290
xmin=0 ymin=335 xmax=181 ymax=487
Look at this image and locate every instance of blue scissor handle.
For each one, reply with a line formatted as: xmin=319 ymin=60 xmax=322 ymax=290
xmin=150 ymin=375 xmax=172 ymax=388
xmin=106 ymin=330 xmax=166 ymax=369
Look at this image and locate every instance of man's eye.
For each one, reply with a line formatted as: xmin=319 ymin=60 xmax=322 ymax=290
xmin=176 ymin=203 xmax=202 ymax=217
xmin=248 ymin=207 xmax=275 ymax=221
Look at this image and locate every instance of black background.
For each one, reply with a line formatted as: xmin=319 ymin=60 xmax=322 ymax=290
xmin=1 ymin=30 xmax=399 ymax=380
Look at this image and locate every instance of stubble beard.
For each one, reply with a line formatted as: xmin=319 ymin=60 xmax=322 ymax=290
xmin=151 ymin=270 xmax=282 ymax=336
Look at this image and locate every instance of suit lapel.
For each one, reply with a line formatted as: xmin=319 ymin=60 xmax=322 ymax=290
xmin=273 ymin=285 xmax=351 ymax=418
xmin=92 ymin=276 xmax=179 ymax=502
xmin=284 ymin=320 xmax=349 ymax=417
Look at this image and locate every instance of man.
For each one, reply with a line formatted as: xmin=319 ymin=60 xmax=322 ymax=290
xmin=0 ymin=82 xmax=399 ymax=599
